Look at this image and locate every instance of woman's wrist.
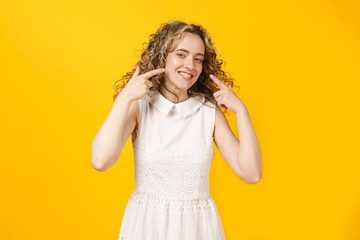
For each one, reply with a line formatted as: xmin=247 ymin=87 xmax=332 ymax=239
xmin=115 ymin=92 xmax=133 ymax=107
xmin=234 ymin=103 xmax=248 ymax=115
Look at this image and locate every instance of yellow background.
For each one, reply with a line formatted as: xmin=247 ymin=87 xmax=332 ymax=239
xmin=1 ymin=0 xmax=359 ymax=239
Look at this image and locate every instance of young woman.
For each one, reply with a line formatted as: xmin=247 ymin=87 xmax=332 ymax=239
xmin=91 ymin=20 xmax=262 ymax=240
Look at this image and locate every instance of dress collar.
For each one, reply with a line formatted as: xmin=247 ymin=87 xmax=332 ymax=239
xmin=145 ymin=90 xmax=205 ymax=118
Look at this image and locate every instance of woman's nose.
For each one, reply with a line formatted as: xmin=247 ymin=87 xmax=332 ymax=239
xmin=184 ymin=58 xmax=195 ymax=69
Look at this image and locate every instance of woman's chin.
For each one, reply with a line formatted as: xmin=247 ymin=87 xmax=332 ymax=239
xmin=162 ymin=79 xmax=197 ymax=93
xmin=178 ymin=81 xmax=197 ymax=91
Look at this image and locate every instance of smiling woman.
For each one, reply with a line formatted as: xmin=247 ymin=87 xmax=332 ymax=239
xmin=90 ymin=20 xmax=262 ymax=240
xmin=113 ymin=20 xmax=234 ymax=104
xmin=161 ymin=32 xmax=205 ymax=102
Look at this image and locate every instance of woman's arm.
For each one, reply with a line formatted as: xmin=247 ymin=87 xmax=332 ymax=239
xmin=214 ymin=107 xmax=262 ymax=183
xmin=211 ymin=74 xmax=262 ymax=183
xmin=91 ymin=66 xmax=165 ymax=171
xmin=90 ymin=96 xmax=138 ymax=172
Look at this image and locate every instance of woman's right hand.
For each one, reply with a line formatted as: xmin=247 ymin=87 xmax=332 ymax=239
xmin=117 ymin=65 xmax=165 ymax=104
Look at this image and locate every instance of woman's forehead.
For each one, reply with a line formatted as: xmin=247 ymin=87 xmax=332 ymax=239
xmin=171 ymin=32 xmax=205 ymax=54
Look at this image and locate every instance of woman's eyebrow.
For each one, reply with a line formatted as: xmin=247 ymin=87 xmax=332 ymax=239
xmin=176 ymin=48 xmax=204 ymax=57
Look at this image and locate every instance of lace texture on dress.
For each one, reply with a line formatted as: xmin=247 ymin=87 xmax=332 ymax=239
xmin=132 ymin=135 xmax=214 ymax=200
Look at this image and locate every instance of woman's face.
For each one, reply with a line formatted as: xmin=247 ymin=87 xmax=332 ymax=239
xmin=163 ymin=32 xmax=205 ymax=93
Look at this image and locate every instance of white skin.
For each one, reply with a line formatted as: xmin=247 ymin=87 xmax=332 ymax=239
xmin=91 ymin=32 xmax=262 ymax=183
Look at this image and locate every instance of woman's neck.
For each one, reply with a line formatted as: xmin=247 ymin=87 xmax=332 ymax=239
xmin=159 ymin=85 xmax=189 ymax=104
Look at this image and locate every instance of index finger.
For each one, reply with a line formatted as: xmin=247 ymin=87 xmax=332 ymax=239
xmin=142 ymin=68 xmax=166 ymax=79
xmin=210 ymin=74 xmax=227 ymax=89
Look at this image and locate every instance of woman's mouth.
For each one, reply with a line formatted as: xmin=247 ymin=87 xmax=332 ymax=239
xmin=178 ymin=71 xmax=193 ymax=79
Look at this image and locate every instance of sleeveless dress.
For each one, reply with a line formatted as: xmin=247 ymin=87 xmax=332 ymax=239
xmin=118 ymin=90 xmax=226 ymax=240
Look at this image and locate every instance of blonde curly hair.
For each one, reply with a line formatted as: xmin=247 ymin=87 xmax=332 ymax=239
xmin=113 ymin=20 xmax=238 ymax=108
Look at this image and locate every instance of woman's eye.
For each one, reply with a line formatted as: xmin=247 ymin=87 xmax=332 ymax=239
xmin=195 ymin=58 xmax=203 ymax=63
xmin=176 ymin=53 xmax=185 ymax=57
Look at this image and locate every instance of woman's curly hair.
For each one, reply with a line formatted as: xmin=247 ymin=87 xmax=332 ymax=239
xmin=113 ymin=20 xmax=238 ymax=110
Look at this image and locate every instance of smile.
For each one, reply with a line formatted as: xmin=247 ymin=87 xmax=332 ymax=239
xmin=178 ymin=71 xmax=193 ymax=79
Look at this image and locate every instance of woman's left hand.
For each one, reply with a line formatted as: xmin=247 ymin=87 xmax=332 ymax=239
xmin=210 ymin=74 xmax=247 ymax=114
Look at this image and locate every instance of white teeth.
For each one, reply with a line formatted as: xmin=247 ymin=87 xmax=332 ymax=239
xmin=179 ymin=72 xmax=192 ymax=78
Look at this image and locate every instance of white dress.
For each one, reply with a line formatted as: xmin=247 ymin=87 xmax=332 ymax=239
xmin=118 ymin=90 xmax=226 ymax=240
